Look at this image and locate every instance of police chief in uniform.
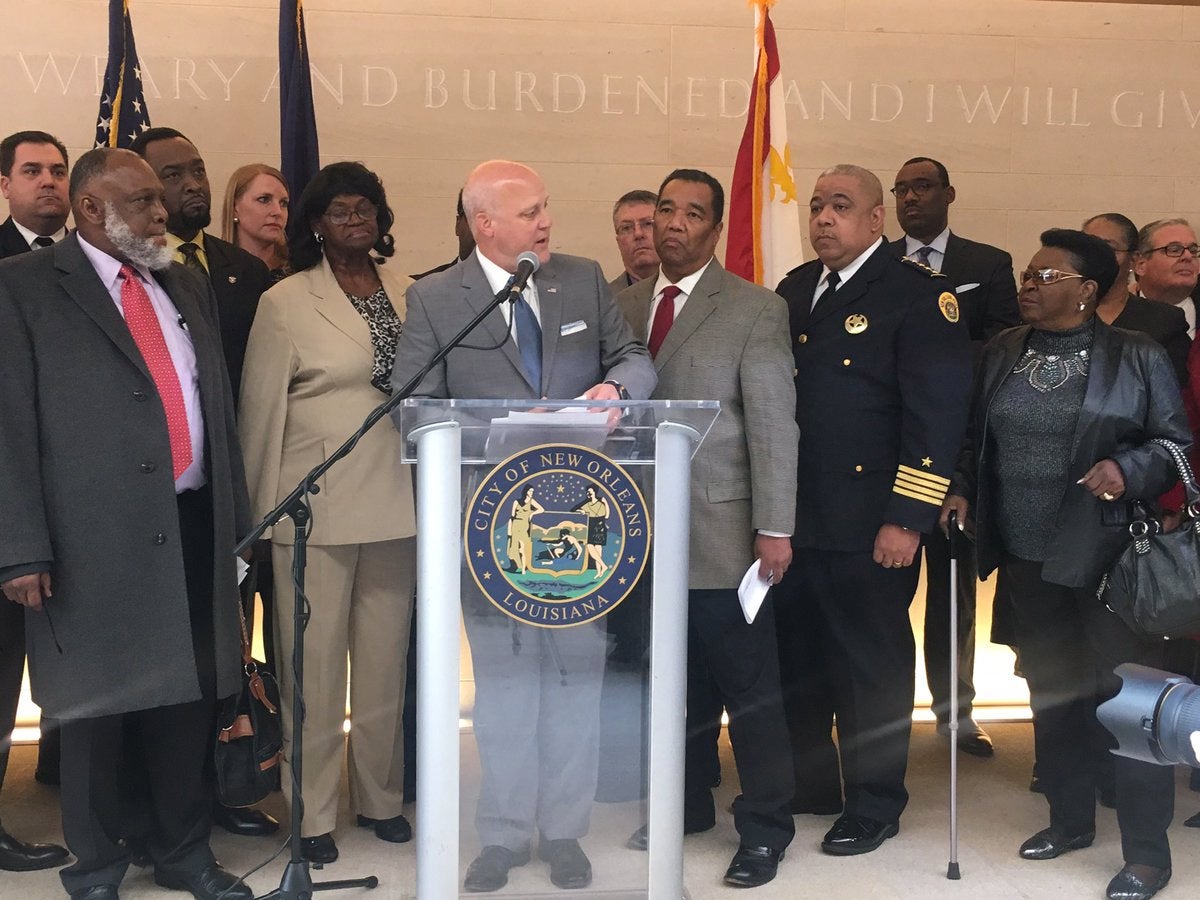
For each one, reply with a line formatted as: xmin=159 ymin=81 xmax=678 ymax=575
xmin=774 ymin=164 xmax=972 ymax=855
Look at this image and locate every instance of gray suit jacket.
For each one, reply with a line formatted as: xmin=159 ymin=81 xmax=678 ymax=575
xmin=0 ymin=234 xmax=251 ymax=718
xmin=390 ymin=251 xmax=655 ymax=402
xmin=617 ymin=261 xmax=798 ymax=588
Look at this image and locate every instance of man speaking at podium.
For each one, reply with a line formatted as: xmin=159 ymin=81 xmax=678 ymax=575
xmin=390 ymin=160 xmax=655 ymax=893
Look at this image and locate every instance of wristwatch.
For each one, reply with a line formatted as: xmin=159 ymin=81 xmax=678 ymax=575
xmin=603 ymin=380 xmax=630 ymax=400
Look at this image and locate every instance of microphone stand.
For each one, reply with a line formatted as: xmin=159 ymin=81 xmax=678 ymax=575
xmin=237 ymin=278 xmax=522 ymax=899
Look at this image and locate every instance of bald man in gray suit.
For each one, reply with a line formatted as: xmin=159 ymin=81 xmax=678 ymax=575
xmin=390 ymin=160 xmax=654 ymax=893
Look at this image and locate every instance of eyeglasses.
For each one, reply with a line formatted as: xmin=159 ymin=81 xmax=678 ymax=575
xmin=325 ymin=202 xmax=377 ymax=226
xmin=890 ymin=180 xmax=943 ymax=199
xmin=616 ymin=218 xmax=654 ymax=237
xmin=1019 ymin=268 xmax=1085 ymax=286
xmin=1146 ymin=242 xmax=1200 ymax=258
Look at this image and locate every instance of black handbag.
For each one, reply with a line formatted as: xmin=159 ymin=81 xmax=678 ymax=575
xmin=213 ymin=591 xmax=283 ymax=808
xmin=1097 ymin=438 xmax=1200 ymax=639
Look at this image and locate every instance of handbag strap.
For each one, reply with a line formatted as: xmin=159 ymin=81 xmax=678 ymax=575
xmin=1148 ymin=438 xmax=1200 ymax=512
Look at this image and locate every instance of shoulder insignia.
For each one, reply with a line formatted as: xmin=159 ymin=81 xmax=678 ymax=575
xmin=938 ymin=292 xmax=960 ymax=323
xmin=900 ymin=256 xmax=947 ymax=277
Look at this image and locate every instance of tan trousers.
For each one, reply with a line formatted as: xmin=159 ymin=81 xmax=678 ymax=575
xmin=273 ymin=538 xmax=415 ymax=837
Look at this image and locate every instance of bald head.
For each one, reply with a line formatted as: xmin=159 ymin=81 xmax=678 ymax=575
xmin=462 ymin=159 xmax=553 ymax=272
xmin=819 ymin=164 xmax=885 ymax=207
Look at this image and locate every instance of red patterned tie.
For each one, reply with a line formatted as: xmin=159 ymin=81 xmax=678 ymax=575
xmin=119 ymin=265 xmax=193 ymax=479
xmin=648 ymin=285 xmax=682 ymax=358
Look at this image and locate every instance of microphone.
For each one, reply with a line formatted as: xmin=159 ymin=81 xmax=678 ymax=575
xmin=506 ymin=251 xmax=541 ymax=301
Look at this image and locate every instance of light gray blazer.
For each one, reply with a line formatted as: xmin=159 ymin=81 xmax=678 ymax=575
xmin=390 ymin=251 xmax=655 ymax=402
xmin=617 ymin=260 xmax=798 ymax=589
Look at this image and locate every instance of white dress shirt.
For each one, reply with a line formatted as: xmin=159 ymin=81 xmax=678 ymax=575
xmin=811 ymin=237 xmax=884 ymax=308
xmin=476 ymin=247 xmax=542 ymax=347
xmin=902 ymin=226 xmax=951 ymax=273
xmin=645 ymin=257 xmax=714 ymax=330
xmin=13 ymin=220 xmax=67 ymax=250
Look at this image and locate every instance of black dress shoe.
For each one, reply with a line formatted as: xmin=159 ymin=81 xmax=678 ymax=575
xmin=625 ymin=825 xmax=648 ymax=851
xmin=300 ymin=833 xmax=338 ymax=865
xmin=464 ymin=845 xmax=530 ymax=893
xmin=937 ymin=720 xmax=994 ymax=757
xmin=212 ymin=804 xmax=279 ymax=837
xmin=69 ymin=887 xmax=118 ymax=900
xmin=538 ymin=838 xmax=592 ymax=889
xmin=1106 ymin=864 xmax=1171 ymax=900
xmin=0 ymin=828 xmax=70 ymax=871
xmin=1018 ymin=827 xmax=1094 ymax=860
xmin=820 ymin=815 xmax=899 ymax=856
xmin=723 ymin=845 xmax=783 ymax=888
xmin=1185 ymin=810 xmax=1200 ymax=827
xmin=154 ymin=863 xmax=253 ymax=900
xmin=357 ymin=813 xmax=412 ymax=843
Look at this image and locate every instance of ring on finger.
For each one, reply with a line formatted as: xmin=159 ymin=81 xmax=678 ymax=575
xmin=1102 ymin=491 xmax=1116 ymax=501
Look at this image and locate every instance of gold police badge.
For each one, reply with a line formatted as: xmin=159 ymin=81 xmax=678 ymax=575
xmin=938 ymin=292 xmax=960 ymax=323
xmin=845 ymin=314 xmax=868 ymax=334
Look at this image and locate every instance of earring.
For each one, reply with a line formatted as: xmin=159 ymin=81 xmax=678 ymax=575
xmin=314 ymin=232 xmax=324 ymax=244
xmin=233 ymin=216 xmax=239 ymax=223
xmin=1078 ymin=301 xmax=1086 ymax=312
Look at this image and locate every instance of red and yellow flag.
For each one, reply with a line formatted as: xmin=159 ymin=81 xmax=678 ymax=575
xmin=725 ymin=0 xmax=803 ymax=288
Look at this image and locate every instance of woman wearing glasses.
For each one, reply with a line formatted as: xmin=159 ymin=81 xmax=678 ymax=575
xmin=239 ymin=162 xmax=416 ymax=864
xmin=942 ymin=229 xmax=1188 ymax=900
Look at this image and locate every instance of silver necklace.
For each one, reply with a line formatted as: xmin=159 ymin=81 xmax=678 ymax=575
xmin=1012 ymin=347 xmax=1090 ymax=392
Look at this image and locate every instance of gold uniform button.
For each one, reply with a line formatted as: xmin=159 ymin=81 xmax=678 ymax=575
xmin=798 ymin=334 xmax=808 ymax=344
xmin=842 ymin=358 xmax=851 ymax=366
xmin=854 ymin=465 xmax=863 ymax=473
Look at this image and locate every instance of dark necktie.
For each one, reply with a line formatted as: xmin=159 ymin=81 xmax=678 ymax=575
xmin=648 ymin=285 xmax=682 ymax=358
xmin=812 ymin=270 xmax=840 ymax=311
xmin=32 ymin=236 xmax=55 ymax=249
xmin=178 ymin=241 xmax=207 ymax=277
xmin=513 ymin=285 xmax=542 ymax=391
xmin=915 ymin=245 xmax=934 ymax=267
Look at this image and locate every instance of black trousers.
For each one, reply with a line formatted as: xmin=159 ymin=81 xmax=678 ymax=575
xmin=921 ymin=531 xmax=977 ymax=724
xmin=59 ymin=487 xmax=218 ymax=893
xmin=777 ymin=548 xmax=919 ymax=825
xmin=0 ymin=596 xmax=60 ymax=795
xmin=1003 ymin=556 xmax=1174 ymax=869
xmin=685 ymin=589 xmax=794 ymax=851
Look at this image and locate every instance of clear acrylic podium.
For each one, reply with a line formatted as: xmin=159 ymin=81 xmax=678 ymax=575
xmin=398 ymin=399 xmax=719 ymax=899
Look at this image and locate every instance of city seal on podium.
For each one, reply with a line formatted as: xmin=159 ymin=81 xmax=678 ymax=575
xmin=464 ymin=444 xmax=651 ymax=628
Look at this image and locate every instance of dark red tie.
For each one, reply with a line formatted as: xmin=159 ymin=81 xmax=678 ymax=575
xmin=648 ymin=285 xmax=682 ymax=358
xmin=119 ymin=265 xmax=193 ymax=479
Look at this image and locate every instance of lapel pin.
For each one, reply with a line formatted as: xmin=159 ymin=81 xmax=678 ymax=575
xmin=227 ymin=275 xmax=238 ymax=284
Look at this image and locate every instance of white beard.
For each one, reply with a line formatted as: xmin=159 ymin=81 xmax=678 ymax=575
xmin=104 ymin=203 xmax=174 ymax=271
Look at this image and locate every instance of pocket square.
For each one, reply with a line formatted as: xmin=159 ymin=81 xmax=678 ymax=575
xmin=561 ymin=319 xmax=587 ymax=336
xmin=955 ymin=282 xmax=980 ymax=293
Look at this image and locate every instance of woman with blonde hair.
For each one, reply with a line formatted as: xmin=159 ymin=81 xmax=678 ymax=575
xmin=222 ymin=163 xmax=290 ymax=278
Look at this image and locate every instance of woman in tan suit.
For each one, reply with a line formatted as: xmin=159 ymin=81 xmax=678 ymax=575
xmin=239 ymin=162 xmax=416 ymax=864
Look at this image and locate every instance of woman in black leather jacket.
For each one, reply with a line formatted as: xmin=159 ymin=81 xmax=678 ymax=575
xmin=942 ymin=229 xmax=1190 ymax=900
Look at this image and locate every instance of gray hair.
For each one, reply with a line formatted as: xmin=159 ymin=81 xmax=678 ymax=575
xmin=1137 ymin=217 xmax=1193 ymax=254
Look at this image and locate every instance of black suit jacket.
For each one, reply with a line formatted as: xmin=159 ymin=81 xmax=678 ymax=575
xmin=0 ymin=216 xmax=35 ymax=259
xmin=1112 ymin=294 xmax=1191 ymax=388
xmin=196 ymin=234 xmax=272 ymax=402
xmin=953 ymin=320 xmax=1190 ymax=589
xmin=889 ymin=232 xmax=1019 ymax=344
xmin=776 ymin=243 xmax=973 ymax=549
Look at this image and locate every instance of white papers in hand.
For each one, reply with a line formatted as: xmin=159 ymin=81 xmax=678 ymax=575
xmin=737 ymin=559 xmax=773 ymax=624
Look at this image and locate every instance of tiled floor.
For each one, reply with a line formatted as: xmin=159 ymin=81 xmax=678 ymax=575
xmin=3 ymin=722 xmax=1197 ymax=899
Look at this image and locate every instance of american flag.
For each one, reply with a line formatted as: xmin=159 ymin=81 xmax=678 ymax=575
xmin=94 ymin=0 xmax=152 ymax=149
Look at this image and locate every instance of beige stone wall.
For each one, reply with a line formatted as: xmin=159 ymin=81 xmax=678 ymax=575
xmin=3 ymin=0 xmax=1200 ymax=279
